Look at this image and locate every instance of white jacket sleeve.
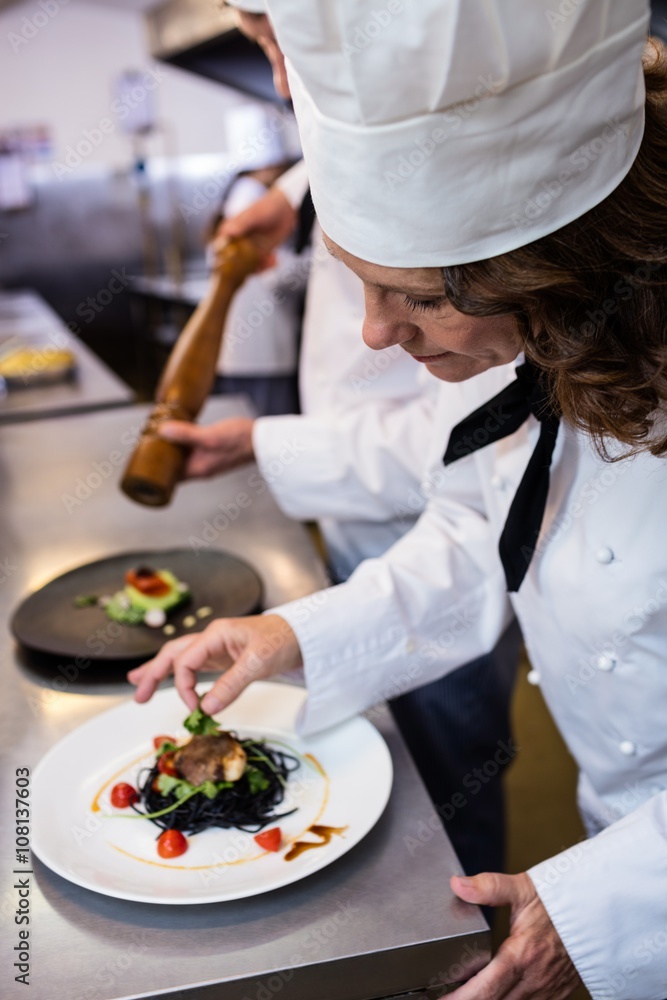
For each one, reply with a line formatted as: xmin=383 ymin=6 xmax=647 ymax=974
xmin=529 ymin=793 xmax=667 ymax=1000
xmin=252 ymin=391 xmax=437 ymax=523
xmin=275 ymin=158 xmax=309 ymax=208
xmin=269 ymin=448 xmax=512 ymax=734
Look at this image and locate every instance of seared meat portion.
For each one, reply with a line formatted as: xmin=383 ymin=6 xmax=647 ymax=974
xmin=174 ymin=733 xmax=247 ymax=786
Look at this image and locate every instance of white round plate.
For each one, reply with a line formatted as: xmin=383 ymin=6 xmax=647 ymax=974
xmin=31 ymin=682 xmax=393 ymax=904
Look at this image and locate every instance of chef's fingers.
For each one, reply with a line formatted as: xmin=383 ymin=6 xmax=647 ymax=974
xmin=441 ymin=948 xmax=573 ymax=1000
xmin=439 ymin=949 xmax=521 ymax=1000
xmin=127 ymin=634 xmax=199 ymax=704
xmin=449 ymin=874 xmax=577 ymax=1000
xmin=174 ymin=616 xmax=274 ymax=715
xmin=451 ymin=872 xmax=535 ymax=911
xmin=158 ymin=418 xmax=255 ymax=480
xmin=158 ymin=420 xmax=219 ymax=480
xmin=198 ymin=646 xmax=273 ymax=716
xmin=194 ymin=614 xmax=302 ymax=715
xmin=170 ymin=631 xmax=236 ymax=712
xmin=158 ymin=420 xmax=209 ymax=446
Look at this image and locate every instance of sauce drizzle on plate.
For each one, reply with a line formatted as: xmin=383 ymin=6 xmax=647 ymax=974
xmin=284 ymin=825 xmax=348 ymax=861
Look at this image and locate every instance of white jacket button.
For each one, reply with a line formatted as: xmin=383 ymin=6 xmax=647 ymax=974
xmin=619 ymin=740 xmax=637 ymax=756
xmin=527 ymin=669 xmax=541 ymax=685
xmin=490 ymin=474 xmax=505 ymax=490
xmin=595 ymin=654 xmax=617 ymax=672
xmin=596 ymin=546 xmax=614 ymax=564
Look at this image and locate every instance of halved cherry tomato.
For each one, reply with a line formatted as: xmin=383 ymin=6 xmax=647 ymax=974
xmin=110 ymin=782 xmax=139 ymax=808
xmin=153 ymin=735 xmax=176 ymax=750
xmin=157 ymin=829 xmax=188 ymax=859
xmin=157 ymin=752 xmax=178 ymax=776
xmin=253 ymin=827 xmax=282 ymax=852
xmin=125 ymin=569 xmax=170 ymax=596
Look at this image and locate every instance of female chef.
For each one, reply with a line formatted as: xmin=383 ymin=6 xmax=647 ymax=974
xmin=129 ymin=2 xmax=667 ymax=997
xmin=159 ymin=0 xmax=520 ymax=880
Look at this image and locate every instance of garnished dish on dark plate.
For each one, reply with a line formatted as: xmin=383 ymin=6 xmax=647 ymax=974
xmin=30 ymin=682 xmax=393 ymax=903
xmin=74 ymin=565 xmax=194 ymax=632
xmin=11 ymin=548 xmax=263 ymax=660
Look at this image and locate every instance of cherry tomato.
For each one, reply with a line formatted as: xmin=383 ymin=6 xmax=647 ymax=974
xmin=110 ymin=782 xmax=139 ymax=808
xmin=157 ymin=752 xmax=178 ymax=777
xmin=253 ymin=827 xmax=282 ymax=852
xmin=153 ymin=735 xmax=176 ymax=750
xmin=157 ymin=829 xmax=188 ymax=859
xmin=125 ymin=569 xmax=170 ymax=596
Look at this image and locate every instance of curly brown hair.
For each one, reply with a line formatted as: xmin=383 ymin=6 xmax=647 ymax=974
xmin=442 ymin=40 xmax=667 ymax=460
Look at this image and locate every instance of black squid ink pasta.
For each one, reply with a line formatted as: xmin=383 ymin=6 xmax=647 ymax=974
xmin=132 ymin=737 xmax=300 ymax=836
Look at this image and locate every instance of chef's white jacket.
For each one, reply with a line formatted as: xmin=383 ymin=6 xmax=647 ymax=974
xmin=252 ymin=159 xmax=439 ymax=579
xmin=271 ymin=358 xmax=667 ymax=1000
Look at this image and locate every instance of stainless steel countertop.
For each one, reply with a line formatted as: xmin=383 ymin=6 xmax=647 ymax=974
xmin=0 ymin=290 xmax=134 ymax=423
xmin=1 ymin=399 xmax=489 ymax=1000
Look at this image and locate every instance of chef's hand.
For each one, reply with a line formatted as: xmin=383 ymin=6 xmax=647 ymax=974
xmin=213 ymin=186 xmax=297 ymax=269
xmin=158 ymin=417 xmax=255 ymax=479
xmin=447 ymin=872 xmax=581 ymax=999
xmin=127 ymin=614 xmax=302 ymax=713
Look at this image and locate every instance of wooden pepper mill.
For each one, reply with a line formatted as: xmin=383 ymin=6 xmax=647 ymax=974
xmin=121 ymin=238 xmax=261 ymax=507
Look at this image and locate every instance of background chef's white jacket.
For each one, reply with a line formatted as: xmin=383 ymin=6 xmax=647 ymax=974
xmin=217 ymin=174 xmax=304 ymax=377
xmin=271 ymin=359 xmax=667 ymax=999
xmin=252 ymin=159 xmax=440 ymax=579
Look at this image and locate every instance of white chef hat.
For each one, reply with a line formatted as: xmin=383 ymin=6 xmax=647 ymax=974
xmin=225 ymin=0 xmax=266 ymax=13
xmin=264 ymin=1 xmax=650 ymax=267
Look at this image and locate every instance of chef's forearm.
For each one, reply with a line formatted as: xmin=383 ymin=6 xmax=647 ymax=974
xmin=269 ymin=491 xmax=511 ymax=734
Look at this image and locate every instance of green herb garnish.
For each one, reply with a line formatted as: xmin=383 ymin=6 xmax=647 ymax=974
xmin=243 ymin=741 xmax=287 ymax=788
xmin=183 ymin=703 xmax=220 ymax=736
xmin=246 ymin=767 xmax=270 ymax=794
xmin=122 ymin=784 xmax=203 ymax=820
xmin=107 ymin=772 xmax=234 ymax=821
xmin=105 ymin=593 xmax=144 ymax=625
xmin=201 ymin=779 xmax=232 ymax=799
xmin=74 ymin=595 xmax=98 ymax=608
xmin=155 ymin=773 xmax=195 ymax=799
xmin=155 ymin=773 xmax=231 ymax=802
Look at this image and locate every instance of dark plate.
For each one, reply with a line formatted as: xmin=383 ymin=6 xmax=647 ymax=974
xmin=11 ymin=549 xmax=263 ymax=661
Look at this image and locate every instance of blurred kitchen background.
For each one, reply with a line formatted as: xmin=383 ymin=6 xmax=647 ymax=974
xmin=0 ymin=0 xmax=665 ymax=405
xmin=0 ymin=0 xmax=301 ymax=401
